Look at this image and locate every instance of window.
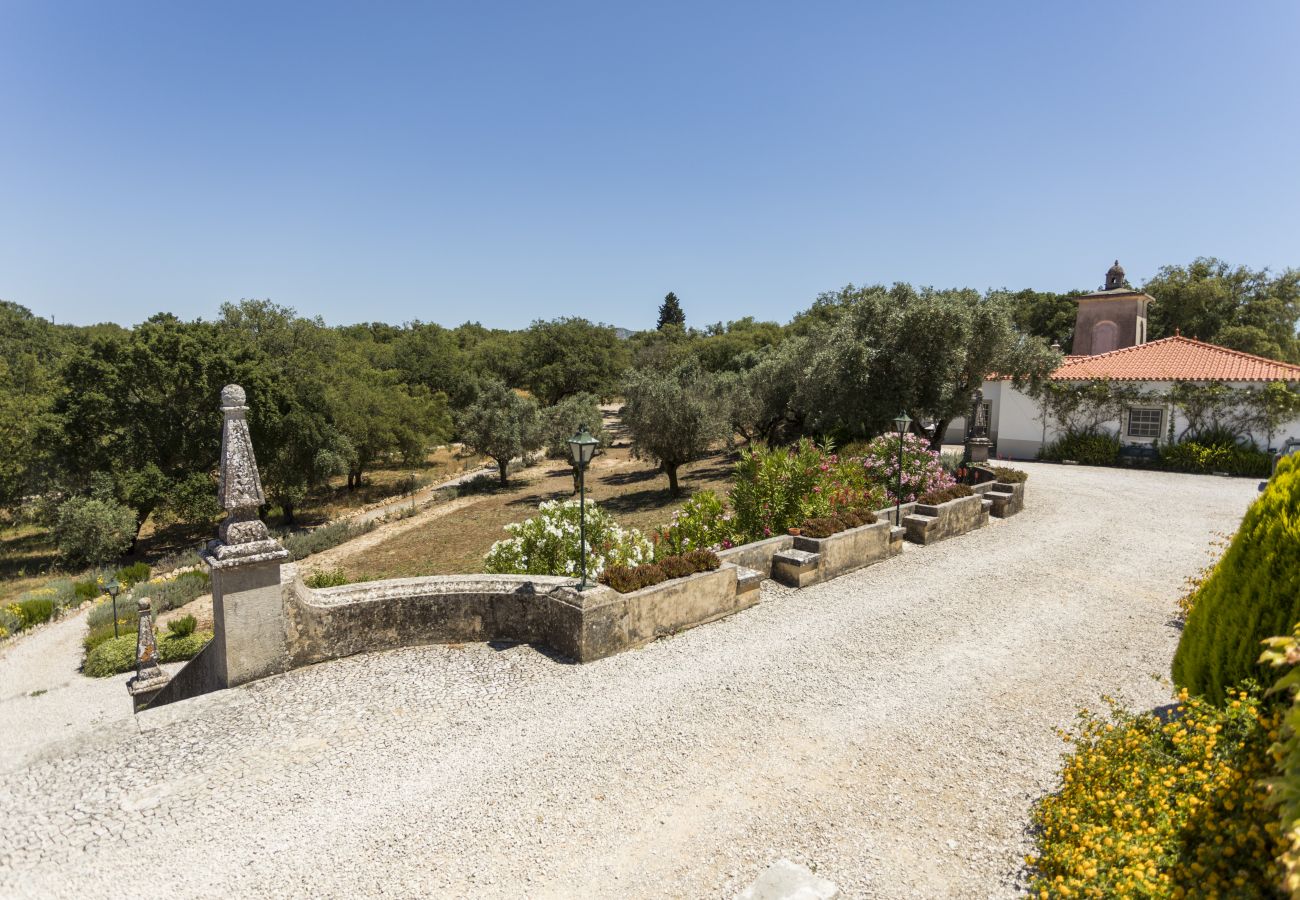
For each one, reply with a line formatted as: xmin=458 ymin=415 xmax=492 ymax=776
xmin=1127 ymin=408 xmax=1162 ymax=439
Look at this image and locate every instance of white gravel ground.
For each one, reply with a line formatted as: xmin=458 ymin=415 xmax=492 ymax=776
xmin=0 ymin=462 xmax=1257 ymax=899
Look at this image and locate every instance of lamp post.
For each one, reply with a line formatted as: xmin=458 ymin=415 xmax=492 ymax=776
xmin=567 ymin=424 xmax=599 ymax=590
xmin=893 ymin=411 xmax=912 ymax=526
xmin=103 ymin=578 xmax=122 ymax=639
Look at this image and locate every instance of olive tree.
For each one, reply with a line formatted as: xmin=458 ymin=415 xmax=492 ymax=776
xmin=458 ymin=379 xmax=542 ymax=485
xmin=620 ymin=361 xmax=726 ymax=496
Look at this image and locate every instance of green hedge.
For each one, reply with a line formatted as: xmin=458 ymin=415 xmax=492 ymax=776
xmin=1160 ymin=440 xmax=1272 ymax=478
xmin=83 ymin=630 xmax=212 ymax=677
xmin=1173 ymin=455 xmax=1300 ymax=704
xmin=1041 ymin=430 xmax=1120 ymax=466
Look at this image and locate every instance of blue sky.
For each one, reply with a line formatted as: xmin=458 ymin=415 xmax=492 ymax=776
xmin=1 ymin=1 xmax=1297 ymax=330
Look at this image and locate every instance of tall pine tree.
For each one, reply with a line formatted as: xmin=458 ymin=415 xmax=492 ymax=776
xmin=657 ymin=292 xmax=686 ymax=330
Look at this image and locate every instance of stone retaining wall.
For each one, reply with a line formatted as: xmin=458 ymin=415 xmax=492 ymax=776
xmin=902 ymin=493 xmax=991 ymax=545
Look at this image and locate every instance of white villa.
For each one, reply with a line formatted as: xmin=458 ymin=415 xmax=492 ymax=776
xmin=947 ymin=261 xmax=1300 ymax=460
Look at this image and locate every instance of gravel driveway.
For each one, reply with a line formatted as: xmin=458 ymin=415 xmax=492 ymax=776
xmin=0 ymin=462 xmax=1257 ymax=899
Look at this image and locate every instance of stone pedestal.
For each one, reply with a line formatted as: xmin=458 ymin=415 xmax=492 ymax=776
xmin=964 ymin=437 xmax=991 ymax=464
xmin=126 ymin=597 xmax=170 ymax=712
xmin=205 ymin=552 xmax=289 ymax=688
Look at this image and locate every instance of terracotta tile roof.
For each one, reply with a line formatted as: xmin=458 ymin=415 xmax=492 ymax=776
xmin=1050 ymin=336 xmax=1300 ymax=382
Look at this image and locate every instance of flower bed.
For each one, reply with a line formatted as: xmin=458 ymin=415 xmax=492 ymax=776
xmin=772 ymin=517 xmax=897 ymax=588
xmin=599 ymin=550 xmax=720 ymax=594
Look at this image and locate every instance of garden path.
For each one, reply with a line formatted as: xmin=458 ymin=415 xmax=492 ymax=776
xmin=0 ymin=604 xmax=182 ymax=774
xmin=0 ymin=463 xmax=1258 ymax=898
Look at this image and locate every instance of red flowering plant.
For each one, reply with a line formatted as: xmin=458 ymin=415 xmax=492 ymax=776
xmin=852 ymin=432 xmax=954 ymax=504
xmin=729 ymin=439 xmax=883 ymax=543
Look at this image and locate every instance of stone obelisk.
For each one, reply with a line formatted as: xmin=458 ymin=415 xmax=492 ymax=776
xmin=202 ymin=385 xmax=290 ymax=688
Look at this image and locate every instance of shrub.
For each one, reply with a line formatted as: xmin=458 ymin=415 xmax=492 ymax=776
xmin=939 ymin=449 xmax=964 ymax=476
xmin=147 ymin=570 xmax=210 ymax=613
xmin=1173 ymin=454 xmax=1300 ymax=704
xmin=1260 ymin=624 xmax=1300 ymax=894
xmin=0 ymin=606 xmax=22 ymax=639
xmin=15 ymin=595 xmax=55 ymax=629
xmin=73 ymin=579 xmax=101 ymax=604
xmin=651 ymin=490 xmax=734 ymax=559
xmin=597 ymin=551 xmax=720 ymax=594
xmin=484 ymin=498 xmax=651 ymax=577
xmin=86 ymin=594 xmax=135 ymax=631
xmin=83 ymin=621 xmax=124 ymax=653
xmin=305 ymin=567 xmax=349 ymax=589
xmin=84 ymin=629 xmax=211 ymax=676
xmin=282 ymin=519 xmax=376 ymax=561
xmin=851 ymin=432 xmax=955 ymax=505
xmin=918 ymin=484 xmax=974 ymax=505
xmin=1161 ymin=439 xmax=1272 ymax=477
xmin=989 ymin=466 xmax=1028 ymax=483
xmin=54 ymin=497 xmax=137 ymax=568
xmin=1041 ymin=429 xmax=1120 ymax=466
xmin=113 ymin=562 xmax=151 ymax=588
xmin=167 ymin=614 xmax=197 ymax=638
xmin=83 ymin=634 xmax=136 ymax=677
xmin=731 ymin=439 xmax=883 ymax=542
xmin=1029 ymin=689 xmax=1283 ymax=896
xmin=158 ymin=630 xmax=210 ymax=663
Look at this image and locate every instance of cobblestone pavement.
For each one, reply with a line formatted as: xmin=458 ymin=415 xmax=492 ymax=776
xmin=0 ymin=464 xmax=1258 ymax=899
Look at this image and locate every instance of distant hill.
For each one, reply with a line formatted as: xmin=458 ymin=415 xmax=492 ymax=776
xmin=613 ymin=327 xmax=635 ymax=340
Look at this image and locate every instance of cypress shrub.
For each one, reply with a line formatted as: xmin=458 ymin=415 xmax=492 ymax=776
xmin=1172 ymin=455 xmax=1300 ymax=704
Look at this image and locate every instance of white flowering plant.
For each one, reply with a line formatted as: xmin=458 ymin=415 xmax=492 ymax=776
xmin=483 ymin=498 xmax=652 ymax=578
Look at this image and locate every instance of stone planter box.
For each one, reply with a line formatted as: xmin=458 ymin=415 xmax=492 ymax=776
xmin=770 ymin=519 xmax=900 ymax=588
xmin=567 ymin=563 xmax=760 ymax=661
xmin=987 ymin=481 xmax=1025 ymax=518
xmin=716 ymin=533 xmax=794 ymax=578
xmin=902 ymin=493 xmax=990 ymax=545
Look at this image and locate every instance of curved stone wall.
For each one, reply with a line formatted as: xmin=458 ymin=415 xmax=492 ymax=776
xmin=285 ymin=573 xmax=583 ymax=667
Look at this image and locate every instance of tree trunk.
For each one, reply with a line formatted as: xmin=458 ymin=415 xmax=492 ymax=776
xmin=929 ymin=417 xmax=950 ymax=452
xmin=665 ymin=463 xmax=681 ymax=497
xmin=282 ymin=501 xmax=295 ymax=525
xmin=496 ymin=457 xmax=510 ymax=485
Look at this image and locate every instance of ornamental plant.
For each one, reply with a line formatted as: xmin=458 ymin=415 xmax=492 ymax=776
xmin=1029 ymin=688 xmax=1284 ymax=897
xmin=1173 ymin=454 xmax=1300 ymax=705
xmin=1260 ymin=624 xmax=1300 ymax=896
xmin=852 ymin=432 xmax=954 ymax=505
xmin=650 ymin=490 xmax=734 ymax=560
xmin=484 ymin=498 xmax=651 ymax=578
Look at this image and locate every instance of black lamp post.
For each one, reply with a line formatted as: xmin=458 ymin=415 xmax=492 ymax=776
xmin=567 ymin=424 xmax=599 ymax=590
xmin=893 ymin=411 xmax=912 ymax=526
xmin=103 ymin=578 xmax=122 ymax=639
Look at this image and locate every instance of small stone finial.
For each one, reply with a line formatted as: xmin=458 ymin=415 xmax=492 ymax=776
xmin=1050 ymin=340 xmax=1062 ymax=353
xmin=220 ymin=384 xmax=247 ymax=409
xmin=127 ymin=597 xmax=169 ymax=711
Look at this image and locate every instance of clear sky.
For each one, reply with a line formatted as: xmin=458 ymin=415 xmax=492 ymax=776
xmin=2 ymin=1 xmax=1297 ymax=331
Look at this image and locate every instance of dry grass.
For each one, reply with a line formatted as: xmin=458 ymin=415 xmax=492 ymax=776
xmin=292 ymin=446 xmax=483 ymax=524
xmin=337 ymin=413 xmax=737 ymax=582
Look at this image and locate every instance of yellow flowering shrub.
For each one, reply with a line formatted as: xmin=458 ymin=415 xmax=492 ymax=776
xmin=1029 ymin=689 xmax=1284 ymax=898
xmin=1261 ymin=625 xmax=1300 ymax=898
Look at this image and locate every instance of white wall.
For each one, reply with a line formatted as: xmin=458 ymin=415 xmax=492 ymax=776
xmin=987 ymin=379 xmax=1300 ymax=459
